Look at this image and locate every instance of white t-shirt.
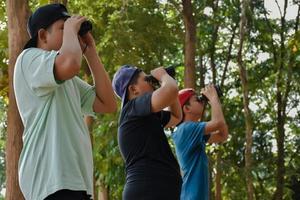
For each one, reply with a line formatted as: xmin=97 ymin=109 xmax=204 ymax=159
xmin=14 ymin=48 xmax=95 ymax=200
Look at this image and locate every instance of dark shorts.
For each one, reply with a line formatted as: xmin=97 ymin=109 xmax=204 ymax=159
xmin=44 ymin=189 xmax=92 ymax=200
xmin=123 ymin=179 xmax=182 ymax=200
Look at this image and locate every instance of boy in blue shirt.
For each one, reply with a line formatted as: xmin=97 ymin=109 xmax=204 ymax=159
xmin=172 ymin=86 xmax=228 ymax=200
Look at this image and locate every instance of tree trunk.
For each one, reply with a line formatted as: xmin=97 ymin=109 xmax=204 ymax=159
xmin=237 ymin=0 xmax=254 ymax=200
xmin=215 ymin=150 xmax=222 ymax=200
xmin=220 ymin=24 xmax=237 ymax=88
xmin=5 ymin=0 xmax=30 ymax=199
xmin=198 ymin=55 xmax=205 ymax=89
xmin=208 ymin=156 xmax=215 ymax=200
xmin=208 ymin=1 xmax=223 ymax=199
xmin=209 ymin=0 xmax=219 ymax=85
xmin=274 ymin=1 xmax=288 ymax=199
xmin=98 ymin=182 xmax=109 ymax=200
xmin=182 ymin=0 xmax=196 ymax=88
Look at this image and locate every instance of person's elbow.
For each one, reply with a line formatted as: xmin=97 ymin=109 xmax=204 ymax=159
xmin=165 ymin=115 xmax=182 ymax=128
xmin=175 ymin=107 xmax=183 ymax=125
xmin=54 ymin=57 xmax=81 ymax=81
xmin=107 ymin=93 xmax=118 ymax=113
xmin=220 ymin=123 xmax=229 ymax=142
xmin=167 ymin=82 xmax=179 ymax=100
xmin=106 ymin=99 xmax=118 ymax=113
xmin=93 ymin=98 xmax=118 ymax=114
xmin=173 ymin=115 xmax=182 ymax=127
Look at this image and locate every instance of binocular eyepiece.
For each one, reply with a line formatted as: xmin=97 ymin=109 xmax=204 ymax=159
xmin=79 ymin=20 xmax=92 ymax=36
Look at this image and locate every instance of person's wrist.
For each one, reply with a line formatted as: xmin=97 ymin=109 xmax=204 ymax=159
xmin=85 ymin=52 xmax=103 ymax=69
xmin=209 ymin=97 xmax=220 ymax=104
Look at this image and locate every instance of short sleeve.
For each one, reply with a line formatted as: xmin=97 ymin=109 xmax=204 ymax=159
xmin=184 ymin=122 xmax=207 ymax=148
xmin=73 ymin=77 xmax=96 ymax=116
xmin=20 ymin=48 xmax=61 ymax=96
xmin=156 ymin=111 xmax=171 ymax=127
xmin=203 ymin=134 xmax=211 ymax=143
xmin=126 ymin=92 xmax=152 ymax=117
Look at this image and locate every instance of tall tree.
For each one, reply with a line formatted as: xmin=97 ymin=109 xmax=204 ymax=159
xmin=209 ymin=0 xmax=219 ymax=85
xmin=5 ymin=0 xmax=30 ymax=199
xmin=215 ymin=148 xmax=222 ymax=200
xmin=260 ymin=1 xmax=299 ymax=199
xmin=237 ymin=0 xmax=254 ymax=199
xmin=182 ymin=0 xmax=196 ymax=88
xmin=273 ymin=2 xmax=288 ymax=198
xmin=272 ymin=1 xmax=299 ymax=199
xmin=207 ymin=1 xmax=223 ymax=199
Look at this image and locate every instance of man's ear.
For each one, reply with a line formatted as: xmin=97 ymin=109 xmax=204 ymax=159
xmin=183 ymin=104 xmax=190 ymax=114
xmin=128 ymin=85 xmax=138 ymax=96
xmin=37 ymin=29 xmax=47 ymax=45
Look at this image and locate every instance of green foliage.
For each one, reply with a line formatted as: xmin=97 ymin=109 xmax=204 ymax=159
xmin=0 ymin=0 xmax=299 ymax=199
xmin=0 ymin=0 xmax=7 ymax=194
xmin=0 ymin=97 xmax=6 ymax=193
xmin=92 ymin=112 xmax=125 ymax=199
xmin=0 ymin=0 xmax=8 ymax=99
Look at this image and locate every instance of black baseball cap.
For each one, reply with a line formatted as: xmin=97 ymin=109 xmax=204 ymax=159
xmin=24 ymin=3 xmax=70 ymax=49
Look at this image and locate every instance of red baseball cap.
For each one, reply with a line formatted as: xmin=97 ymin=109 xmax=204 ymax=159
xmin=178 ymin=88 xmax=196 ymax=107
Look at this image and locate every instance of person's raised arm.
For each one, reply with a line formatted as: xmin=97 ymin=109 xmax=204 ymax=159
xmin=150 ymin=67 xmax=179 ymax=113
xmin=164 ymin=97 xmax=182 ymax=128
xmin=54 ymin=16 xmax=86 ymax=81
xmin=203 ymin=85 xmax=228 ymax=143
xmin=80 ymin=32 xmax=117 ymax=113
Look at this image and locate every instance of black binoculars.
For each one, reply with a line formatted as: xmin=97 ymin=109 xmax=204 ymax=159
xmin=144 ymin=65 xmax=223 ymax=101
xmin=144 ymin=66 xmax=176 ymax=86
xmin=78 ymin=20 xmax=92 ymax=36
xmin=198 ymin=85 xmax=223 ymax=102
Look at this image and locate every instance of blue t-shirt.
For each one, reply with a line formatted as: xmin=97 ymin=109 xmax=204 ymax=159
xmin=172 ymin=121 xmax=210 ymax=200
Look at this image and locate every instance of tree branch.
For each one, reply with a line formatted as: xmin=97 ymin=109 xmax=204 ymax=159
xmin=167 ymin=0 xmax=182 ymax=14
xmin=220 ymin=23 xmax=238 ymax=88
xmin=282 ymin=4 xmax=300 ymax=120
xmin=274 ymin=0 xmax=283 ymax=18
xmin=262 ymin=6 xmax=277 ymax=62
xmin=210 ymin=0 xmax=220 ymax=84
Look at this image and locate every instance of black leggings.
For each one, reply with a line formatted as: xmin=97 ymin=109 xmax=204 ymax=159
xmin=123 ymin=179 xmax=182 ymax=200
xmin=44 ymin=189 xmax=92 ymax=200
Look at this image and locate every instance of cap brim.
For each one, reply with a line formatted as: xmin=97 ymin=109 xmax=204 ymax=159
xmin=23 ymin=36 xmax=37 ymax=50
xmin=121 ymin=89 xmax=128 ymax=108
xmin=120 ymin=68 xmax=141 ymax=108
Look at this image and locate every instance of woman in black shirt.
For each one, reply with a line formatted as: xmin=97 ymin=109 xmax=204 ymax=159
xmin=112 ymin=65 xmax=182 ymax=200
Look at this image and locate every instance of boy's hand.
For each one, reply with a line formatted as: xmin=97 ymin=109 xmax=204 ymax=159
xmin=150 ymin=67 xmax=168 ymax=82
xmin=79 ymin=32 xmax=96 ymax=56
xmin=201 ymin=84 xmax=219 ymax=102
xmin=64 ymin=15 xmax=86 ymax=34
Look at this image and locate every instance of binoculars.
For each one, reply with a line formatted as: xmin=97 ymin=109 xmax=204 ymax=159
xmin=198 ymin=85 xmax=223 ymax=102
xmin=144 ymin=65 xmax=223 ymax=101
xmin=144 ymin=66 xmax=176 ymax=85
xmin=78 ymin=20 xmax=92 ymax=36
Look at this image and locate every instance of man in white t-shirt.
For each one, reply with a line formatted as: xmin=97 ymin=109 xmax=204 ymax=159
xmin=14 ymin=3 xmax=117 ymax=200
